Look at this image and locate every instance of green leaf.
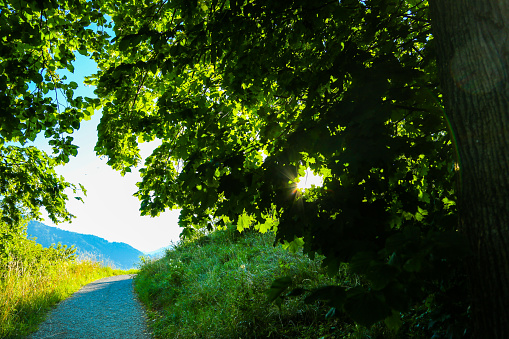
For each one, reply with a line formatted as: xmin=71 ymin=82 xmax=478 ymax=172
xmin=237 ymin=212 xmax=252 ymax=232
xmin=305 ymin=285 xmax=346 ymax=308
xmin=326 ymin=307 xmax=336 ymax=318
xmin=119 ymin=37 xmax=131 ymax=51
xmin=286 ymin=287 xmax=307 ymax=297
xmin=282 ymin=237 xmax=304 ymax=253
xmin=415 ymin=206 xmax=428 ymax=221
xmin=266 ymin=276 xmax=292 ymax=302
xmin=384 ymin=311 xmax=403 ymax=332
xmin=382 ymin=283 xmax=410 ymax=312
xmin=344 ymin=288 xmax=392 ymax=327
xmin=78 ymin=47 xmax=88 ymax=56
xmin=33 ymin=72 xmax=43 ymax=83
xmin=403 ymin=257 xmax=422 ymax=272
xmin=256 ymin=218 xmax=274 ymax=233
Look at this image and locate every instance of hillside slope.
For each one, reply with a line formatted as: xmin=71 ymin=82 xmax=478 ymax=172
xmin=27 ymin=221 xmax=143 ymax=270
xmin=134 ymin=229 xmax=353 ymax=338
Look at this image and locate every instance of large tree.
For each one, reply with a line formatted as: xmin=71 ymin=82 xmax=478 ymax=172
xmin=429 ymin=1 xmax=509 ymax=337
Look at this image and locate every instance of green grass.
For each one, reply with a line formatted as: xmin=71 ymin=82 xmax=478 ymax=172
xmin=134 ymin=228 xmax=407 ymax=338
xmin=0 ymin=257 xmax=137 ymax=338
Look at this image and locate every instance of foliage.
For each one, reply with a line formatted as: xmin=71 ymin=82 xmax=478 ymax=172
xmin=0 ymin=146 xmax=79 ymax=231
xmin=0 ymin=218 xmax=74 ymax=270
xmin=135 ymin=228 xmax=358 ymax=338
xmin=0 ymin=219 xmax=133 ymax=338
xmin=92 ymin=0 xmax=470 ymax=330
xmin=0 ymin=0 xmax=106 ymax=227
xmin=135 ymin=228 xmax=463 ymax=338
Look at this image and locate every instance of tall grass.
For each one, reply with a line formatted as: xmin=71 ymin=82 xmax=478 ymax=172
xmin=0 ymin=256 xmax=136 ymax=338
xmin=134 ymin=227 xmax=444 ymax=338
xmin=134 ymin=228 xmax=386 ymax=338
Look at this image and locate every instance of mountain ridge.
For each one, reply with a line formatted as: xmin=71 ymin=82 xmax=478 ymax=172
xmin=144 ymin=244 xmax=175 ymax=259
xmin=27 ymin=221 xmax=143 ymax=270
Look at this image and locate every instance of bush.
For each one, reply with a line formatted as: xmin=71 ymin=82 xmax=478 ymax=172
xmin=0 ymin=218 xmax=133 ymax=338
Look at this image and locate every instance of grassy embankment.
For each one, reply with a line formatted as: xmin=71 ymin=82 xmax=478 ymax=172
xmin=0 ymin=245 xmax=137 ymax=338
xmin=135 ymin=227 xmax=419 ymax=338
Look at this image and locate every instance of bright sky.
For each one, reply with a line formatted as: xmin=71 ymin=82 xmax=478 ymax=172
xmin=297 ymin=171 xmax=323 ymax=192
xmin=32 ymin=55 xmax=182 ymax=253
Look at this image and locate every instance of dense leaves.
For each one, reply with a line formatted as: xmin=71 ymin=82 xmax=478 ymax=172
xmin=0 ymin=146 xmax=79 ymax=225
xmin=0 ymin=0 xmax=106 ymax=225
xmin=90 ymin=0 xmax=468 ymax=330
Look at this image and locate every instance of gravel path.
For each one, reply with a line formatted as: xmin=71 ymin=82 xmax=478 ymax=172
xmin=28 ymin=275 xmax=153 ymax=339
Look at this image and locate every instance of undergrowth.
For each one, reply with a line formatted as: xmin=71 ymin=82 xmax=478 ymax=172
xmin=0 ymin=219 xmax=137 ymax=338
xmin=134 ymin=227 xmax=414 ymax=338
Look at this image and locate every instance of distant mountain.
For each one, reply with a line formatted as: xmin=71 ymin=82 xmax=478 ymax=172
xmin=144 ymin=244 xmax=175 ymax=259
xmin=27 ymin=221 xmax=143 ymax=270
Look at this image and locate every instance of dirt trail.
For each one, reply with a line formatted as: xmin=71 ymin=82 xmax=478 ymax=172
xmin=28 ymin=275 xmax=152 ymax=339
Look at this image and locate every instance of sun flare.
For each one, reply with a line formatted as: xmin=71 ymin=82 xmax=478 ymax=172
xmin=296 ymin=169 xmax=324 ymax=191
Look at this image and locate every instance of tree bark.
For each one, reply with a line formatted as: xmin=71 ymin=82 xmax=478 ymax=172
xmin=429 ymin=1 xmax=509 ymax=337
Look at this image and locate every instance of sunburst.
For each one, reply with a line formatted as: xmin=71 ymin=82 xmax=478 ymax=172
xmin=296 ymin=169 xmax=323 ymax=192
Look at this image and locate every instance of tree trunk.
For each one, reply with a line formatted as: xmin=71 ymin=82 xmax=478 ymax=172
xmin=429 ymin=1 xmax=509 ymax=337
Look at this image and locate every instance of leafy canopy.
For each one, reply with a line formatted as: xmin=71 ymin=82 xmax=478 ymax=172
xmin=90 ymin=0 xmax=466 ymax=328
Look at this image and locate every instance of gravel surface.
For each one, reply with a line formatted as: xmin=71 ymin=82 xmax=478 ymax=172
xmin=27 ymin=275 xmax=153 ymax=339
